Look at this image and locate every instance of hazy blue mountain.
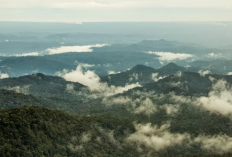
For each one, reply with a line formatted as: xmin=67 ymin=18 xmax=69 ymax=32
xmin=190 ymin=59 xmax=232 ymax=75
xmin=0 ymin=56 xmax=75 ymax=77
xmin=94 ymin=39 xmax=223 ymax=56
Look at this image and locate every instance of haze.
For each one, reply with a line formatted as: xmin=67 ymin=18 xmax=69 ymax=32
xmin=1 ymin=0 xmax=232 ymax=22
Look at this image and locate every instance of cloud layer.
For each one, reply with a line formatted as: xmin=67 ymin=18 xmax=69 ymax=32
xmin=196 ymin=80 xmax=232 ymax=116
xmin=128 ymin=122 xmax=232 ymax=154
xmin=0 ymin=72 xmax=9 ymax=79
xmin=57 ymin=64 xmax=141 ymax=96
xmin=46 ymin=44 xmax=107 ymax=55
xmin=146 ymin=51 xmax=193 ymax=62
xmin=8 ymin=44 xmax=107 ymax=57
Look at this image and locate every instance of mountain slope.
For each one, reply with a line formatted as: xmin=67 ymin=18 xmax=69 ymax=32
xmin=142 ymin=72 xmax=232 ymax=95
xmin=190 ymin=59 xmax=232 ymax=75
xmin=101 ymin=64 xmax=157 ymax=86
xmin=157 ymin=62 xmax=186 ymax=76
xmin=101 ymin=63 xmax=203 ymax=87
xmin=0 ymin=106 xmax=135 ymax=157
xmin=0 ymin=73 xmax=86 ymax=98
xmin=0 ymin=89 xmax=56 ymax=109
xmin=0 ymin=56 xmax=75 ymax=77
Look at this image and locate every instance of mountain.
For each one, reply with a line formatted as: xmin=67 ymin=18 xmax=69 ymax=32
xmin=0 ymin=106 xmax=136 ymax=157
xmin=95 ymin=39 xmax=221 ymax=56
xmin=141 ymin=72 xmax=232 ymax=96
xmin=101 ymin=64 xmax=157 ymax=86
xmin=1 ymin=68 xmax=232 ymax=156
xmin=190 ymin=59 xmax=232 ymax=75
xmin=157 ymin=62 xmax=186 ymax=76
xmin=1 ymin=105 xmax=232 ymax=157
xmin=0 ymin=73 xmax=85 ymax=98
xmin=0 ymin=56 xmax=75 ymax=77
xmin=0 ymin=73 xmax=108 ymax=115
xmin=101 ymin=63 xmax=203 ymax=87
xmin=0 ymin=89 xmax=57 ymax=109
xmin=0 ymin=40 xmax=228 ymax=78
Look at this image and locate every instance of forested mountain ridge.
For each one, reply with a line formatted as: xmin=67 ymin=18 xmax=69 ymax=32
xmin=141 ymin=72 xmax=232 ymax=95
xmin=0 ymin=106 xmax=136 ymax=157
xmin=101 ymin=64 xmax=157 ymax=86
xmin=0 ymin=89 xmax=57 ymax=109
xmin=1 ymin=63 xmax=232 ymax=156
xmin=101 ymin=62 xmax=213 ymax=87
xmin=0 ymin=73 xmax=86 ymax=97
xmin=0 ymin=56 xmax=75 ymax=77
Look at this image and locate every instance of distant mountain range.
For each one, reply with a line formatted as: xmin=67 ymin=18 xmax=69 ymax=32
xmin=1 ymin=62 xmax=230 ymax=97
xmin=101 ymin=62 xmax=218 ymax=86
xmin=1 ymin=39 xmax=231 ymax=77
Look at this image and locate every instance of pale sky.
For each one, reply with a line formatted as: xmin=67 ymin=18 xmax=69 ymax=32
xmin=0 ymin=0 xmax=232 ymax=22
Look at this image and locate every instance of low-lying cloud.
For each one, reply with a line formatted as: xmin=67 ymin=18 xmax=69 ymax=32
xmin=0 ymin=71 xmax=9 ymax=79
xmin=102 ymin=91 xmax=181 ymax=117
xmin=8 ymin=44 xmax=107 ymax=57
xmin=198 ymin=70 xmax=211 ymax=77
xmin=128 ymin=122 xmax=232 ymax=154
xmin=127 ymin=123 xmax=190 ymax=151
xmin=46 ymin=44 xmax=107 ymax=55
xmin=3 ymin=85 xmax=30 ymax=95
xmin=151 ymin=73 xmax=166 ymax=82
xmin=146 ymin=51 xmax=193 ymax=62
xmin=196 ymin=80 xmax=232 ymax=116
xmin=57 ymin=64 xmax=141 ymax=96
xmin=15 ymin=52 xmax=40 ymax=57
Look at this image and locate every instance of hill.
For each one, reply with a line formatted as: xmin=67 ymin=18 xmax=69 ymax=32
xmin=0 ymin=106 xmax=135 ymax=157
xmin=141 ymin=72 xmax=232 ymax=95
xmin=0 ymin=73 xmax=86 ymax=98
xmin=101 ymin=64 xmax=157 ymax=86
xmin=101 ymin=63 xmax=204 ymax=87
xmin=0 ymin=89 xmax=56 ymax=109
xmin=0 ymin=56 xmax=75 ymax=77
xmin=190 ymin=59 xmax=232 ymax=75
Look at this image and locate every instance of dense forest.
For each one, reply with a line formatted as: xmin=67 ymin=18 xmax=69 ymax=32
xmin=1 ymin=62 xmax=232 ymax=156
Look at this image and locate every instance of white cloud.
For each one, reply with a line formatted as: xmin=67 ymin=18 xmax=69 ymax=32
xmin=15 ymin=52 xmax=40 ymax=57
xmin=0 ymin=72 xmax=9 ymax=79
xmin=128 ymin=122 xmax=232 ymax=154
xmin=196 ymin=80 xmax=232 ymax=116
xmin=127 ymin=123 xmax=190 ymax=151
xmin=198 ymin=70 xmax=211 ymax=77
xmin=146 ymin=51 xmax=193 ymax=62
xmin=207 ymin=53 xmax=224 ymax=58
xmin=78 ymin=63 xmax=95 ymax=68
xmin=162 ymin=104 xmax=180 ymax=115
xmin=46 ymin=44 xmax=107 ymax=55
xmin=133 ymin=98 xmax=157 ymax=117
xmin=59 ymin=65 xmax=101 ymax=91
xmin=57 ymin=64 xmax=141 ymax=96
xmin=3 ymin=85 xmax=30 ymax=95
xmin=129 ymin=73 xmax=139 ymax=82
xmin=9 ymin=44 xmax=106 ymax=57
xmin=194 ymin=135 xmax=232 ymax=154
xmin=108 ymin=71 xmax=120 ymax=74
xmin=151 ymin=73 xmax=166 ymax=82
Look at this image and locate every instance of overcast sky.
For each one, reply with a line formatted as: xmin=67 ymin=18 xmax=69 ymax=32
xmin=0 ymin=0 xmax=232 ymax=23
